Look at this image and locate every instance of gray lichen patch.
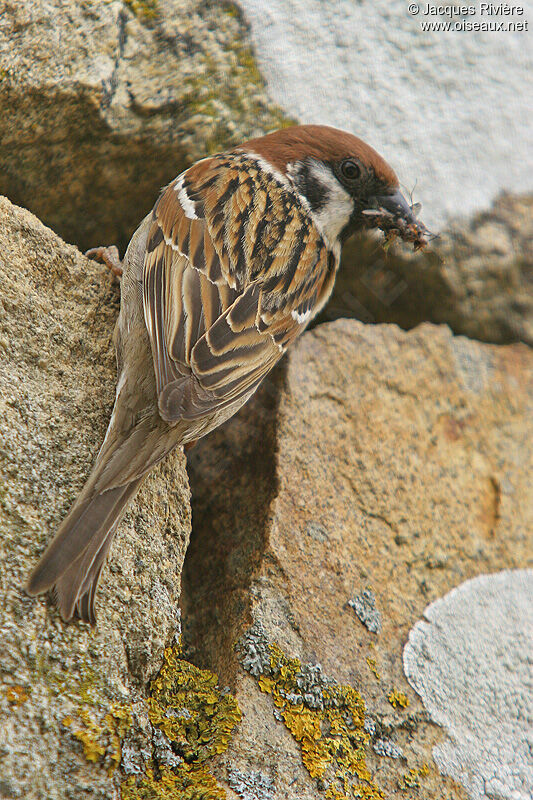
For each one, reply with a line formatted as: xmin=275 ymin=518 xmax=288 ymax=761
xmin=240 ymin=623 xmax=340 ymax=712
xmin=237 ymin=623 xmax=386 ymax=799
xmin=403 ymin=570 xmax=533 ymax=800
xmin=227 ymin=767 xmax=275 ymax=800
xmin=348 ymin=589 xmax=382 ymax=634
xmin=373 ymin=738 xmax=402 ymax=759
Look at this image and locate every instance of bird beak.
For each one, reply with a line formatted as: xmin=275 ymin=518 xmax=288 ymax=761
xmin=375 ymin=189 xmax=418 ymax=222
xmin=363 ymin=189 xmax=432 ymax=251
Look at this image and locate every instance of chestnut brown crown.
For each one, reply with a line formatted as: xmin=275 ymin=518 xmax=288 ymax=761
xmin=238 ymin=124 xmax=399 ymax=189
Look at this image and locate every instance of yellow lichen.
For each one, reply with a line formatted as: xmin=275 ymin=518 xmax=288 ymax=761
xmin=56 ymin=632 xmax=240 ymax=799
xmin=63 ymin=703 xmax=132 ymax=774
xmin=63 ymin=710 xmax=106 ymax=764
xmin=398 ymin=763 xmax=429 ymax=789
xmin=387 ymin=690 xmax=409 ymax=709
xmin=250 ymin=639 xmax=385 ymax=799
xmin=123 ymin=0 xmax=158 ymax=19
xmin=2 ymin=685 xmax=30 ymax=707
xmin=122 ymin=643 xmax=241 ymax=799
xmin=121 ymin=765 xmax=226 ymax=800
xmin=366 ymin=658 xmax=381 ymax=681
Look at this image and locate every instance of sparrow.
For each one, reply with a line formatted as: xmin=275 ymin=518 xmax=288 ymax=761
xmin=25 ymin=124 xmax=429 ymax=624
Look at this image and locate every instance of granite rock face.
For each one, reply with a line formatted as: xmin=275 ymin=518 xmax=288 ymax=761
xmin=0 ymin=197 xmax=191 ymax=799
xmin=1 ymin=3 xmax=532 ymax=793
xmin=184 ymin=319 xmax=532 ymax=799
xmin=1 ymin=2 xmax=530 ymax=349
xmin=0 ymin=0 xmax=289 ymax=252
xmin=1 ymin=196 xmax=532 ymax=799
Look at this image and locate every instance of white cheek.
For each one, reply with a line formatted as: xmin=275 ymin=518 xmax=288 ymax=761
xmin=307 ymin=162 xmax=354 ymax=247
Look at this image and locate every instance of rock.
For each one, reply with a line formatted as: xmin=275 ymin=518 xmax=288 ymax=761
xmin=404 ymin=570 xmax=533 ymax=800
xmin=349 ymin=589 xmax=382 ymax=634
xmin=319 ymin=193 xmax=533 ymax=347
xmin=184 ymin=319 xmax=532 ymax=799
xmin=0 ymin=0 xmax=290 ymax=252
xmin=1 ymin=194 xmax=532 ymax=798
xmin=238 ymin=0 xmax=532 ymax=229
xmin=1 ymin=5 xmax=532 ymax=786
xmin=1 ymin=3 xmax=530 ymax=348
xmin=0 ymin=197 xmax=191 ymax=799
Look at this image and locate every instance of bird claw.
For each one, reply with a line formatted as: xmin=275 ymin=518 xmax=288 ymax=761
xmin=85 ymin=245 xmax=123 ymax=278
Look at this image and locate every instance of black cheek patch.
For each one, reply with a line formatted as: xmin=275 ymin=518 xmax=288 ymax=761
xmin=296 ymin=161 xmax=329 ymax=213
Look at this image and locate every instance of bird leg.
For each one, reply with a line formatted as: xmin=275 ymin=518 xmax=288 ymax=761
xmin=85 ymin=245 xmax=123 ymax=278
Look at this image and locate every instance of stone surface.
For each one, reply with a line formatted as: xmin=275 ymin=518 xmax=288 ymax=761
xmin=184 ymin=319 xmax=533 ymax=799
xmin=1 ymin=4 xmax=533 ymax=787
xmin=404 ymin=570 xmax=533 ymax=800
xmin=319 ymin=193 xmax=533 ymax=347
xmin=0 ymin=197 xmax=191 ymax=799
xmin=239 ymin=0 xmax=533 ymax=230
xmin=1 ymin=2 xmax=530 ymax=349
xmin=0 ymin=0 xmax=290 ymax=252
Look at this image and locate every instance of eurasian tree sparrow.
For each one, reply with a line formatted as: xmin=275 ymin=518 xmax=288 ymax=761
xmin=26 ymin=124 xmax=429 ymax=623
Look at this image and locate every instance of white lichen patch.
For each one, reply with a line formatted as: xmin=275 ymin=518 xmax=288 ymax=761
xmin=403 ymin=570 xmax=533 ymax=800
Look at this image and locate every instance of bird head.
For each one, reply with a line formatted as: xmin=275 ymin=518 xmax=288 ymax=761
xmin=238 ymin=125 xmax=430 ymax=251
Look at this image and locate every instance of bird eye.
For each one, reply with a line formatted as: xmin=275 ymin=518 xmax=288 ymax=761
xmin=340 ymin=159 xmax=361 ymax=181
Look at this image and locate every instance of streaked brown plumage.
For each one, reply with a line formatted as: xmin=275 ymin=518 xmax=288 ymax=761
xmin=25 ymin=125 xmax=430 ymax=623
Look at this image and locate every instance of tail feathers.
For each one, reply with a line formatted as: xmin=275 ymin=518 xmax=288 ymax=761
xmin=26 ymin=478 xmax=143 ymax=624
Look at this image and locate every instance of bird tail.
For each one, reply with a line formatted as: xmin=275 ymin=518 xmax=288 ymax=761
xmin=25 ymin=476 xmax=144 ymax=624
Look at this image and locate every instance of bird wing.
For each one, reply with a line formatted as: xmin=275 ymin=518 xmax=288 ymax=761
xmin=143 ymin=153 xmax=336 ymax=422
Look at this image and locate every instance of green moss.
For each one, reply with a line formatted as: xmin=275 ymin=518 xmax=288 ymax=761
xmin=123 ymin=0 xmax=158 ymax=19
xmin=171 ymin=2 xmax=295 ymax=157
xmin=121 ymin=642 xmax=241 ymax=799
xmin=240 ymin=629 xmax=385 ymax=800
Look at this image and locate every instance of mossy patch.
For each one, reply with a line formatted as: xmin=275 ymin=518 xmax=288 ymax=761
xmin=168 ymin=1 xmax=295 ymax=157
xmin=121 ymin=641 xmax=241 ymax=799
xmin=239 ymin=625 xmax=385 ymax=800
xmin=123 ymin=0 xmax=158 ymax=19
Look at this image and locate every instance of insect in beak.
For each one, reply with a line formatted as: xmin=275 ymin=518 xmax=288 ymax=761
xmin=363 ymin=190 xmax=435 ymax=251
